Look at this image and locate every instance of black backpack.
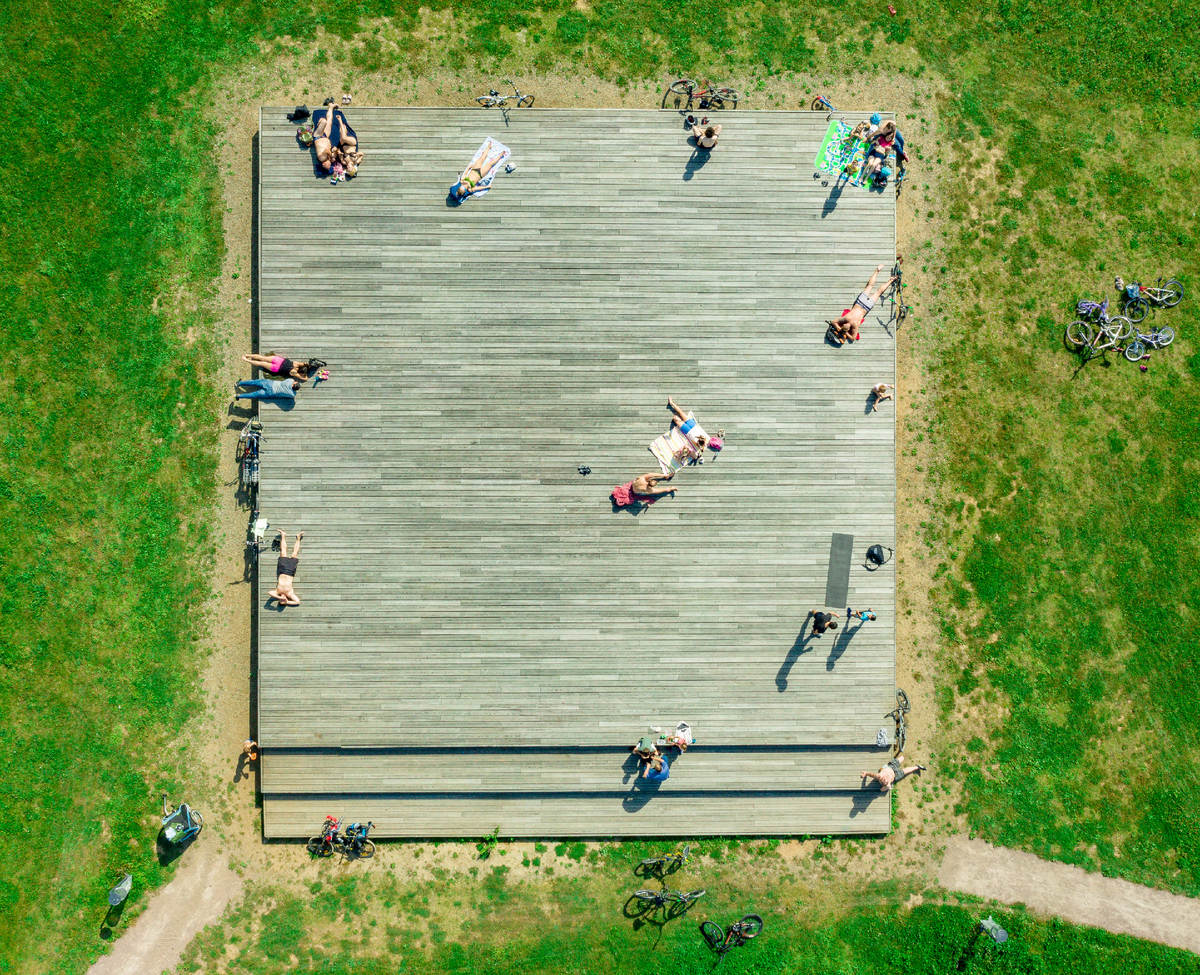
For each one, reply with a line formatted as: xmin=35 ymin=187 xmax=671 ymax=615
xmin=866 ymin=544 xmax=894 ymax=567
xmin=287 ymin=105 xmax=310 ymax=122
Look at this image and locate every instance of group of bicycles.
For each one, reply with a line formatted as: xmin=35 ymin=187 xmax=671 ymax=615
xmin=632 ymin=845 xmax=764 ymax=961
xmin=307 ymin=815 xmax=376 ymax=859
xmin=1065 ymin=276 xmax=1184 ymax=364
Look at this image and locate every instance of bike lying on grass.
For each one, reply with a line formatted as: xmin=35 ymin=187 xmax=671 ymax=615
xmin=668 ymin=79 xmax=741 ymax=109
xmin=701 ymin=914 xmax=763 ymax=961
xmin=1115 ymin=275 xmax=1183 ymax=324
xmin=1065 ymin=299 xmax=1133 ymax=362
xmin=640 ymin=843 xmax=694 ymax=874
xmin=633 ymin=887 xmax=706 ymax=914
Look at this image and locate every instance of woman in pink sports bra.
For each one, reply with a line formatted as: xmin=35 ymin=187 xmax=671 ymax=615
xmin=242 ymin=353 xmax=311 ymax=381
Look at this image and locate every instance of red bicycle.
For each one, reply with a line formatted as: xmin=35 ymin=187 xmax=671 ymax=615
xmin=667 ymin=79 xmax=741 ymax=109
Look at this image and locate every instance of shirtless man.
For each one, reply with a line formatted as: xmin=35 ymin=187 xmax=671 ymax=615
xmin=267 ymin=530 xmax=304 ymax=607
xmin=827 ymin=264 xmax=897 ymax=343
xmin=630 ymin=472 xmax=676 ymax=496
xmin=861 ymin=755 xmax=926 ymax=793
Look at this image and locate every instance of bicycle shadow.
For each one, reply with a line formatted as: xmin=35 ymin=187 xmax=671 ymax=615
xmin=776 ymin=629 xmax=816 ymax=691
xmin=623 ymin=893 xmax=700 ymax=941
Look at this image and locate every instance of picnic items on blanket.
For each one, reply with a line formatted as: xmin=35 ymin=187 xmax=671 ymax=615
xmin=814 ymin=118 xmax=902 ymax=187
xmin=456 ymin=138 xmax=512 ymax=199
xmin=296 ymin=124 xmax=314 ymax=146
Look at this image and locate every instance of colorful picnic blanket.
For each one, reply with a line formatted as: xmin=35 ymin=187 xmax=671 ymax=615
xmin=648 ymin=421 xmax=703 ymax=476
xmin=814 ymin=119 xmax=870 ymax=185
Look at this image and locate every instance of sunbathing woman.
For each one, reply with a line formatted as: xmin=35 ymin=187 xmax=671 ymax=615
xmin=242 ymin=353 xmax=311 ymax=382
xmin=335 ymin=145 xmax=363 ymax=177
xmin=863 ymin=120 xmax=897 ymax=179
xmin=667 ymin=396 xmax=710 ymax=451
xmin=451 ymin=140 xmax=506 ymax=199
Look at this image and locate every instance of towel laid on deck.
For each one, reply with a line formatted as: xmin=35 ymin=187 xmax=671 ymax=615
xmin=612 ymin=482 xmax=667 ymax=508
xmin=648 ymin=417 xmax=704 ymax=476
xmin=461 ymin=138 xmax=512 ymax=198
xmin=813 ymin=118 xmax=871 ymax=185
xmin=311 ymin=107 xmax=357 ymax=148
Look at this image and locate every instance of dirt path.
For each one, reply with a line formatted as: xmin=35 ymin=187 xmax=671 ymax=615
xmin=87 ymin=854 xmax=244 ymax=975
xmin=939 ymin=836 xmax=1200 ymax=955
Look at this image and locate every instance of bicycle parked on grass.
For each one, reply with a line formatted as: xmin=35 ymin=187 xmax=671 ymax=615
xmin=1124 ymin=320 xmax=1175 ymax=362
xmin=476 ymin=79 xmax=534 ymax=109
xmin=887 ymin=688 xmax=910 ymax=754
xmin=640 ymin=844 xmax=694 ymax=874
xmin=668 ymin=79 xmax=741 ymax=109
xmin=882 ymin=257 xmax=910 ymax=327
xmin=634 ymin=887 xmax=706 ymax=913
xmin=809 ymin=93 xmax=840 ymax=120
xmin=237 ymin=417 xmax=262 ymax=490
xmin=701 ymin=914 xmax=764 ymax=960
xmin=1115 ymin=275 xmax=1183 ymax=323
xmin=1065 ymin=299 xmax=1133 ymax=361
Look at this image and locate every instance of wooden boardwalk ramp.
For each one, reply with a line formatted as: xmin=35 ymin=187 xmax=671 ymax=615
xmin=255 ymin=107 xmax=898 ymax=838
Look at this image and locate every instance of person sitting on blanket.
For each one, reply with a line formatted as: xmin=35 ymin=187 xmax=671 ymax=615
xmin=863 ymin=121 xmax=897 ymax=179
xmin=827 ymin=265 xmax=897 ymax=344
xmin=612 ymin=471 xmax=677 ymax=507
xmin=667 ymin=395 xmax=711 ymax=451
xmin=452 ymin=139 xmax=506 ymax=199
xmin=312 ymin=100 xmax=357 ymax=172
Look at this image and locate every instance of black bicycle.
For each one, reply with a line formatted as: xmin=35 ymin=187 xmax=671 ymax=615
xmin=307 ymin=818 xmax=375 ymax=859
xmin=701 ymin=914 xmax=763 ymax=960
xmin=640 ymin=843 xmax=693 ymax=874
xmin=634 ymin=887 xmax=706 ymax=914
xmin=237 ymin=417 xmax=262 ymax=490
xmin=883 ymin=257 xmax=909 ymax=327
xmin=887 ymin=688 xmax=910 ymax=753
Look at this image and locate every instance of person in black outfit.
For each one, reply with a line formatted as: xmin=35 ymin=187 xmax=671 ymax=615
xmin=809 ymin=610 xmax=840 ymax=635
xmin=267 ymin=530 xmax=304 ymax=607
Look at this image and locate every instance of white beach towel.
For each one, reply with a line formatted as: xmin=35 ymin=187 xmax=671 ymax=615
xmin=460 ymin=138 xmax=512 ymax=198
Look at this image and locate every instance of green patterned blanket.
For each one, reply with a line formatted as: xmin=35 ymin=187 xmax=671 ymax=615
xmin=814 ymin=119 xmax=870 ymax=185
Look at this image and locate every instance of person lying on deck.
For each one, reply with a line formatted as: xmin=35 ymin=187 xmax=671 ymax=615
xmin=862 ymin=121 xmax=897 ymax=180
xmin=334 ymin=145 xmax=363 ymax=177
xmin=667 ymin=395 xmax=711 ymax=451
xmin=451 ymin=139 xmax=506 ymax=199
xmin=827 ymin=265 xmax=897 ymax=343
xmin=242 ymin=353 xmax=311 ymax=381
xmin=612 ymin=472 xmax=678 ymax=508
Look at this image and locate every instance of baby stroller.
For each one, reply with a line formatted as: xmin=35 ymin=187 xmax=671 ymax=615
xmin=161 ymin=793 xmax=204 ymax=845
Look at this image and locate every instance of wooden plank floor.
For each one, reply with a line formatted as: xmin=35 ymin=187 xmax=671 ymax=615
xmin=256 ymin=108 xmax=897 ymax=837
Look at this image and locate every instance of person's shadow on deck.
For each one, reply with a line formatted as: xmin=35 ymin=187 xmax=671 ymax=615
xmin=622 ymin=754 xmax=671 ymax=811
xmin=683 ymin=145 xmax=712 ymax=180
xmin=849 ymin=788 xmax=883 ymax=818
xmin=821 ymin=179 xmax=847 ymax=218
xmin=776 ymin=628 xmax=817 ymax=692
xmin=826 ymin=619 xmax=866 ymax=671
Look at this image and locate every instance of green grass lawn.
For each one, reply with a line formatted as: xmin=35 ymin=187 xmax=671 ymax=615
xmin=3 ymin=0 xmax=1200 ymax=971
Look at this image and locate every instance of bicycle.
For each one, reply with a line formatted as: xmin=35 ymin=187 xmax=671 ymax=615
xmin=701 ymin=914 xmax=764 ymax=960
xmin=886 ymin=688 xmax=910 ymax=754
xmin=640 ymin=843 xmax=694 ymax=874
xmin=668 ymin=79 xmax=741 ymax=109
xmin=307 ymin=815 xmax=341 ymax=858
xmin=237 ymin=417 xmax=262 ymax=489
xmin=1115 ymin=275 xmax=1183 ymax=324
xmin=809 ymin=94 xmax=840 ymax=121
xmin=882 ymin=256 xmax=909 ymax=327
xmin=340 ymin=821 xmax=376 ymax=859
xmin=633 ymin=887 xmax=706 ymax=913
xmin=475 ymin=79 xmax=534 ymax=109
xmin=1065 ymin=299 xmax=1132 ymax=361
xmin=1124 ymin=320 xmax=1175 ymax=362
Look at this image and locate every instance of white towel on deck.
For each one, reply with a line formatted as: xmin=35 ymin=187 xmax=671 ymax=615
xmin=461 ymin=138 xmax=511 ymax=198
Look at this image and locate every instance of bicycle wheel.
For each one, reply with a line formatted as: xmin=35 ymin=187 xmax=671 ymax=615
xmin=1124 ymin=298 xmax=1148 ymax=324
xmin=809 ymin=96 xmax=827 ymax=111
xmin=701 ymin=920 xmax=725 ymax=948
xmin=307 ymin=836 xmax=334 ymax=858
xmin=635 ymin=890 xmax=661 ymax=902
xmin=1155 ymin=326 xmax=1175 ymax=347
xmin=896 ymin=688 xmax=910 ymax=712
xmin=1162 ymin=280 xmax=1184 ymax=306
xmin=1065 ymin=321 xmax=1094 ymax=348
xmin=736 ymin=914 xmax=764 ymax=938
xmin=1104 ymin=315 xmax=1133 ymax=343
xmin=1124 ymin=340 xmax=1146 ymax=362
xmin=713 ymin=87 xmax=741 ymax=105
xmin=518 ymin=95 xmax=535 ymax=108
xmin=355 ymin=839 xmax=376 ymax=858
xmin=681 ymin=889 xmax=706 ymax=904
xmin=669 ymin=78 xmax=696 ymax=97
xmin=896 ymin=717 xmax=907 ymax=753
xmin=475 ymin=95 xmax=500 ymax=108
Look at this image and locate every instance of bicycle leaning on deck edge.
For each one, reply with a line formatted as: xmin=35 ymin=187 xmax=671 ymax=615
xmin=475 ymin=79 xmax=534 ymax=109
xmin=667 ymin=78 xmax=741 ymax=109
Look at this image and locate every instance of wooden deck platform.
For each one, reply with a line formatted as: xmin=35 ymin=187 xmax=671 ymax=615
xmin=255 ymin=107 xmax=898 ymax=838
